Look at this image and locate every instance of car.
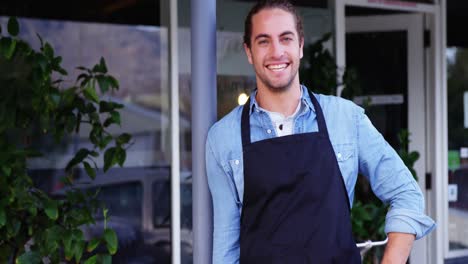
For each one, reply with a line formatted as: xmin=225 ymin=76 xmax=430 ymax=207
xmin=48 ymin=166 xmax=193 ymax=264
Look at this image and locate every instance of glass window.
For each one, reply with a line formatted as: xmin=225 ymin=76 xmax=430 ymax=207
xmin=153 ymin=181 xmax=171 ymax=228
xmin=447 ymin=47 xmax=468 ymax=251
xmin=93 ymin=182 xmax=144 ymax=226
xmin=1 ymin=0 xmax=182 ymax=262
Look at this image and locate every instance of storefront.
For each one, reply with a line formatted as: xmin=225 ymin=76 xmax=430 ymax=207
xmin=1 ymin=0 xmax=466 ymax=263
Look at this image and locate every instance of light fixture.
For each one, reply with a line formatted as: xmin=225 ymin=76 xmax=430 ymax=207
xmin=238 ymin=93 xmax=248 ymax=105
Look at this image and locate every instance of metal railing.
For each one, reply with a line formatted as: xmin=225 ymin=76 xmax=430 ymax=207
xmin=357 ymin=237 xmax=388 ymax=259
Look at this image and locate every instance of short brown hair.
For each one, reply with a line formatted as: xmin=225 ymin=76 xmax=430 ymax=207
xmin=243 ymin=0 xmax=304 ymax=48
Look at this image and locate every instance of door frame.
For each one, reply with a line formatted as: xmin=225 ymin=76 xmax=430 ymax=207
xmin=333 ymin=0 xmax=447 ymax=263
xmin=346 ymin=13 xmax=426 ymax=263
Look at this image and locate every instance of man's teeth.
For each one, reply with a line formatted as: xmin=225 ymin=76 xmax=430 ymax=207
xmin=267 ymin=64 xmax=287 ymax=71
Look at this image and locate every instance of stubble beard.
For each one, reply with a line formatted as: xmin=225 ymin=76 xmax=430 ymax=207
xmin=256 ymin=64 xmax=299 ymax=94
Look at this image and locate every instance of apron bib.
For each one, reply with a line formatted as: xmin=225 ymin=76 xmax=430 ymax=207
xmin=239 ymin=91 xmax=361 ymax=264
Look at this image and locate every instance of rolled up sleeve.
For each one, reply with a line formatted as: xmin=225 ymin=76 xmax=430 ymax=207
xmin=356 ymin=108 xmax=436 ymax=240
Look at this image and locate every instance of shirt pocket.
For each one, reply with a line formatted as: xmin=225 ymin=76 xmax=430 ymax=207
xmin=332 ymin=143 xmax=356 ymax=181
xmin=225 ymin=158 xmax=244 ymax=206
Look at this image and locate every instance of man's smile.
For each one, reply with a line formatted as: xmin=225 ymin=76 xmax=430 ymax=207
xmin=266 ymin=63 xmax=289 ymax=72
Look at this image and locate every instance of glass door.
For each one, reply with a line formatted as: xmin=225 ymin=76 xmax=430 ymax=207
xmin=344 ymin=12 xmax=427 ymax=263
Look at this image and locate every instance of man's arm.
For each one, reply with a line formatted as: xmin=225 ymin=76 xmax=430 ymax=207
xmin=206 ymin=135 xmax=241 ymax=264
xmin=381 ymin=232 xmax=415 ymax=264
xmin=356 ymin=108 xmax=435 ymax=261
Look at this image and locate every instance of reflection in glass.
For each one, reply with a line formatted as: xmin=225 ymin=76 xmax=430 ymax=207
xmin=447 ymin=47 xmax=468 ymax=251
xmin=9 ymin=15 xmax=181 ymax=263
xmin=96 ymin=182 xmax=144 ymax=227
xmin=345 ymin=31 xmax=408 ymax=150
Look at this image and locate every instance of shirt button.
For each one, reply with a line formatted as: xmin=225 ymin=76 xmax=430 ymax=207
xmin=337 ymin=153 xmax=342 ymax=159
xmin=267 ymin=129 xmax=272 ymax=134
xmin=235 ymin=160 xmax=239 ymax=165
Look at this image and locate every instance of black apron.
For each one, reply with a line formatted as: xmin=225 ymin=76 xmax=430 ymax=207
xmin=239 ymin=91 xmax=361 ymax=264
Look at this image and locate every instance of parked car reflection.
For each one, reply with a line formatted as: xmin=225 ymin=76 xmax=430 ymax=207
xmin=50 ymin=166 xmax=193 ymax=264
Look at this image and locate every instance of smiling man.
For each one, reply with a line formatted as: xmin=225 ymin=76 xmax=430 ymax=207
xmin=205 ymin=0 xmax=435 ymax=263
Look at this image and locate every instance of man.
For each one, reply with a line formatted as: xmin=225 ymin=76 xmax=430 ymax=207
xmin=205 ymin=0 xmax=435 ymax=263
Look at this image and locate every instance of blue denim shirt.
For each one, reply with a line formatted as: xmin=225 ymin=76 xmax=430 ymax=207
xmin=206 ymin=86 xmax=436 ymax=264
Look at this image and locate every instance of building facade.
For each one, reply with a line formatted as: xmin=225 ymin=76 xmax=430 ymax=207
xmin=1 ymin=0 xmax=467 ymax=263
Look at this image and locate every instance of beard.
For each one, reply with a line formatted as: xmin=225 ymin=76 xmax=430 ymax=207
xmin=255 ymin=64 xmax=299 ymax=94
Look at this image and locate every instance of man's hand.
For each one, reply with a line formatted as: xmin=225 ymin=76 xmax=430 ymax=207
xmin=381 ymin=232 xmax=415 ymax=264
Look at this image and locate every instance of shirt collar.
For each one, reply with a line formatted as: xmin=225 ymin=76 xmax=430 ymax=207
xmin=248 ymin=85 xmax=316 ymax=114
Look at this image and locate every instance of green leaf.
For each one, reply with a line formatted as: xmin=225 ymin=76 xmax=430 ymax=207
xmin=100 ymin=135 xmax=113 ymax=149
xmin=17 ymin=251 xmax=41 ymax=264
xmin=115 ymin=147 xmax=126 ymax=167
xmin=28 ymin=206 xmax=37 ymax=217
xmin=84 ymin=86 xmax=99 ymax=103
xmin=87 ymin=238 xmax=101 ymax=252
xmin=103 ymin=147 xmax=116 ymax=172
xmin=0 ymin=207 xmax=5 ymax=227
xmin=72 ymin=229 xmax=84 ymax=241
xmin=74 ymin=240 xmax=85 ymax=263
xmin=116 ymin=133 xmax=131 ymax=145
xmin=84 ymin=161 xmax=96 ymax=180
xmin=108 ymin=76 xmax=119 ymax=90
xmin=104 ymin=228 xmax=118 ymax=255
xmin=97 ymin=75 xmax=110 ymax=94
xmin=66 ymin=148 xmax=90 ymax=171
xmin=44 ymin=200 xmax=58 ymax=220
xmin=46 ymin=226 xmax=62 ymax=242
xmin=409 ymin=151 xmax=420 ymax=163
xmin=44 ymin=226 xmax=61 ymax=252
xmin=100 ymin=57 xmax=108 ymax=72
xmin=43 ymin=42 xmax=54 ymax=58
xmin=0 ymin=37 xmax=16 ymax=59
xmin=7 ymin=219 xmax=21 ymax=236
xmin=84 ymin=255 xmax=97 ymax=264
xmin=1 ymin=166 xmax=11 ymax=176
xmin=63 ymin=231 xmax=73 ymax=252
xmin=99 ymin=101 xmax=112 ymax=113
xmin=103 ymin=208 xmax=109 ymax=222
xmin=56 ymin=66 xmax=67 ymax=75
xmin=110 ymin=111 xmax=121 ymax=125
xmin=7 ymin=17 xmax=19 ymax=36
xmin=101 ymin=254 xmax=112 ymax=264
xmin=77 ymin=73 xmax=89 ymax=82
xmin=36 ymin=53 xmax=48 ymax=72
xmin=103 ymin=117 xmax=114 ymax=128
xmin=92 ymin=57 xmax=108 ymax=73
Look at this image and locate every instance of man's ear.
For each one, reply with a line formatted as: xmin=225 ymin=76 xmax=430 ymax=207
xmin=299 ymin=37 xmax=304 ymax=59
xmin=244 ymin=43 xmax=253 ymax=65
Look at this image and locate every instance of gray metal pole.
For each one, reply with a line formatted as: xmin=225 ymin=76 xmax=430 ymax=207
xmin=191 ymin=0 xmax=216 ymax=263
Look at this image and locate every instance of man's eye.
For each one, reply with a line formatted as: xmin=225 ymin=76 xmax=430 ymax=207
xmin=282 ymin=37 xmax=293 ymax=42
xmin=258 ymin=39 xmax=268 ymax=45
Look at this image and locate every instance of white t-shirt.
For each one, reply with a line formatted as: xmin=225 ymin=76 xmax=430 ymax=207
xmin=262 ymin=98 xmax=303 ymax=137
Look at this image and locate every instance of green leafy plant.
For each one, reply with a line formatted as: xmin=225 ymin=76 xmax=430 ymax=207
xmin=0 ymin=17 xmax=132 ymax=263
xmin=299 ymin=32 xmax=359 ymax=95
xmin=398 ymin=129 xmax=420 ymax=181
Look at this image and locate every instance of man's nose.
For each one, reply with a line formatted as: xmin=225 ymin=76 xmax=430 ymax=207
xmin=270 ymin=39 xmax=285 ymax=59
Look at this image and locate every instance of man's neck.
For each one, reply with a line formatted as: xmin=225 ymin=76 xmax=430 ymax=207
xmin=255 ymin=82 xmax=302 ymax=117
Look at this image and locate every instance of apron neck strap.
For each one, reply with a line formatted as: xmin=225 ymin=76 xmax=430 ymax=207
xmin=306 ymin=89 xmax=329 ymax=137
xmin=241 ymin=89 xmax=329 ymax=147
xmin=241 ymin=97 xmax=252 ymax=147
